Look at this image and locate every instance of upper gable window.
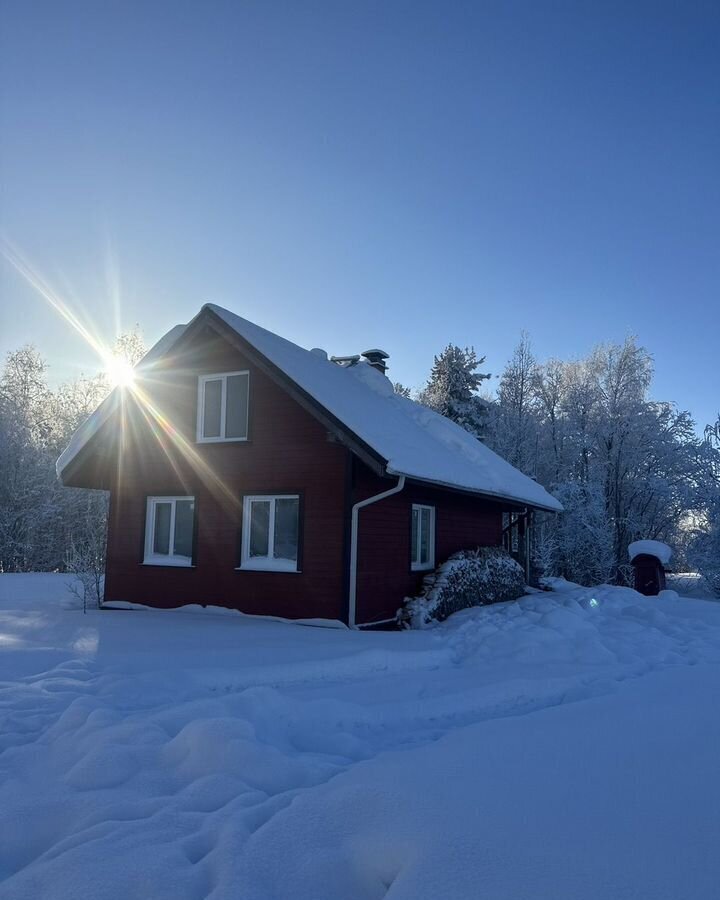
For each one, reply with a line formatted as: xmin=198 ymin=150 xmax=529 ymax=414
xmin=197 ymin=371 xmax=249 ymax=442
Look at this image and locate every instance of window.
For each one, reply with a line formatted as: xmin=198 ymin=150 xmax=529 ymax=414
xmin=144 ymin=496 xmax=195 ymax=566
xmin=411 ymin=504 xmax=435 ymax=571
xmin=240 ymin=495 xmax=300 ymax=572
xmin=197 ymin=371 xmax=249 ymax=442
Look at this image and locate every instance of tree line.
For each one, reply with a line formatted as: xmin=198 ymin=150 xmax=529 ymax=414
xmin=399 ymin=335 xmax=720 ymax=593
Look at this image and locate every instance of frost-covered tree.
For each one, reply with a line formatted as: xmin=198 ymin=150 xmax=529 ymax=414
xmin=0 ymin=329 xmax=145 ymax=574
xmin=492 ymin=333 xmax=539 ymax=472
xmin=0 ymin=347 xmax=56 ymax=570
xmin=550 ymin=481 xmax=615 ymax=585
xmin=419 ymin=344 xmax=490 ymax=438
xmin=112 ymin=326 xmax=146 ymax=367
xmin=484 ymin=336 xmax=703 ymax=584
xmin=406 ymin=331 xmax=705 ymax=586
xmin=688 ymin=416 xmax=720 ymax=595
xmin=532 ymin=358 xmax=568 ymax=484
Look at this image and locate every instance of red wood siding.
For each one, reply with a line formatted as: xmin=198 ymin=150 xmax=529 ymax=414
xmin=104 ymin=328 xmax=350 ymax=620
xmin=352 ymin=462 xmax=504 ymax=625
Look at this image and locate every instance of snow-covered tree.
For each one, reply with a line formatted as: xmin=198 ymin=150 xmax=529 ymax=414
xmin=492 ymin=333 xmax=539 ymax=472
xmin=484 ymin=336 xmax=703 ymax=584
xmin=419 ymin=344 xmax=490 ymax=438
xmin=111 ymin=326 xmax=146 ymax=367
xmin=688 ymin=416 xmax=720 ymax=595
xmin=550 ymin=481 xmax=615 ymax=585
xmin=0 ymin=329 xmax=145 ymax=574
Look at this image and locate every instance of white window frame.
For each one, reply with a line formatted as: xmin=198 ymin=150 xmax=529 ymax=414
xmin=239 ymin=494 xmax=300 ymax=573
xmin=196 ymin=371 xmax=249 ymax=443
xmin=143 ymin=496 xmax=195 ymax=567
xmin=411 ymin=504 xmax=435 ymax=571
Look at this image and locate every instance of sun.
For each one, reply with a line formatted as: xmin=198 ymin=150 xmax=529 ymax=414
xmin=105 ymin=356 xmax=136 ymax=388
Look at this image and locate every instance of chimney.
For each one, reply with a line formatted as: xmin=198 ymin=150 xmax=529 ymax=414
xmin=361 ymin=349 xmax=389 ymax=375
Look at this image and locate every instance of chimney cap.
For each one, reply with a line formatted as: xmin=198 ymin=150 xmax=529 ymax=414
xmin=361 ymin=348 xmax=390 ymax=374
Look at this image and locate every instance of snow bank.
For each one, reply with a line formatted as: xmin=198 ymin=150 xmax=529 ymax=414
xmin=538 ymin=575 xmax=582 ymax=592
xmin=628 ymin=540 xmax=673 ymax=564
xmin=101 ymin=600 xmax=347 ymax=628
xmin=2 ymin=575 xmax=720 ymax=898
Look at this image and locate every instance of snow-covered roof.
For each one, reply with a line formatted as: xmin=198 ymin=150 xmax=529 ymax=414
xmin=57 ymin=303 xmax=562 ymax=512
xmin=628 ymin=540 xmax=673 ymax=565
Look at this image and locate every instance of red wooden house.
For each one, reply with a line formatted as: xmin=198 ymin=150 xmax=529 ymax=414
xmin=57 ymin=304 xmax=561 ymax=627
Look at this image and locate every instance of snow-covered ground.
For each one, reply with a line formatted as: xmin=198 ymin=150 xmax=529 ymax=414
xmin=2 ymin=574 xmax=720 ymax=899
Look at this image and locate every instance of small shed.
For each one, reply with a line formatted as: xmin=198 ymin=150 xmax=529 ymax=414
xmin=628 ymin=541 xmax=672 ymax=596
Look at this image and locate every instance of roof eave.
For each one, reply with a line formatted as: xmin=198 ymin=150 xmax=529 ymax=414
xmin=387 ymin=468 xmax=563 ymax=513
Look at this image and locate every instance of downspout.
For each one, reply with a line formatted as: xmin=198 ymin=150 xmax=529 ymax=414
xmin=524 ymin=509 xmax=531 ymax=584
xmin=348 ymin=474 xmax=405 ymax=628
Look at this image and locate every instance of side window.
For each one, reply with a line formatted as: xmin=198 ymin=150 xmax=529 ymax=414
xmin=411 ymin=504 xmax=435 ymax=571
xmin=240 ymin=495 xmax=300 ymax=572
xmin=197 ymin=371 xmax=249 ymax=442
xmin=144 ymin=496 xmax=195 ymax=566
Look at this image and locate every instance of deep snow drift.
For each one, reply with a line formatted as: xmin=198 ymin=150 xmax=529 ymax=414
xmin=1 ymin=574 xmax=720 ymax=898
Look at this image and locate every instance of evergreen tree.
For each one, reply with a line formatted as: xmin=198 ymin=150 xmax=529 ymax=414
xmin=419 ymin=345 xmax=490 ymax=438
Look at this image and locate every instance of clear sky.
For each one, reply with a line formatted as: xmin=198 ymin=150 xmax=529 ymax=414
xmin=1 ymin=1 xmax=718 ymax=428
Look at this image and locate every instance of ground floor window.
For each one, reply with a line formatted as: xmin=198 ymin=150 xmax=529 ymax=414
xmin=144 ymin=496 xmax=195 ymax=566
xmin=240 ymin=494 xmax=300 ymax=571
xmin=411 ymin=504 xmax=435 ymax=571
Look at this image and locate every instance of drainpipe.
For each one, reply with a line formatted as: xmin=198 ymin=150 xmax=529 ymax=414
xmin=524 ymin=509 xmax=531 ymax=584
xmin=348 ymin=475 xmax=405 ymax=628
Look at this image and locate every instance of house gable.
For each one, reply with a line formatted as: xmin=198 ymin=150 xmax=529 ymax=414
xmin=101 ymin=322 xmax=354 ymax=621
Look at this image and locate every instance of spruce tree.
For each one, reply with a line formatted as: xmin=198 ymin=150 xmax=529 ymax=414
xmin=419 ymin=345 xmax=490 ymax=438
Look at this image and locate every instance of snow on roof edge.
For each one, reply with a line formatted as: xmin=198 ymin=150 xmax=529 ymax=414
xmin=385 ymin=467 xmax=563 ymax=512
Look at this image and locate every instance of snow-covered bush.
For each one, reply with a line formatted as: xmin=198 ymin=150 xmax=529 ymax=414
xmin=402 ymin=547 xmax=525 ymax=628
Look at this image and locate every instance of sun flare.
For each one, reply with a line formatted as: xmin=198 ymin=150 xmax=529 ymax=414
xmin=105 ymin=356 xmax=136 ymax=388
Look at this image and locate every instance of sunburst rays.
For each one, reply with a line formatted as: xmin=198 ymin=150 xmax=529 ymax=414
xmin=2 ymin=240 xmax=240 ymax=514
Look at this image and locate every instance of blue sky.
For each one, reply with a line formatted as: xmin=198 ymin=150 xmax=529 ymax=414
xmin=1 ymin=1 xmax=718 ymax=428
